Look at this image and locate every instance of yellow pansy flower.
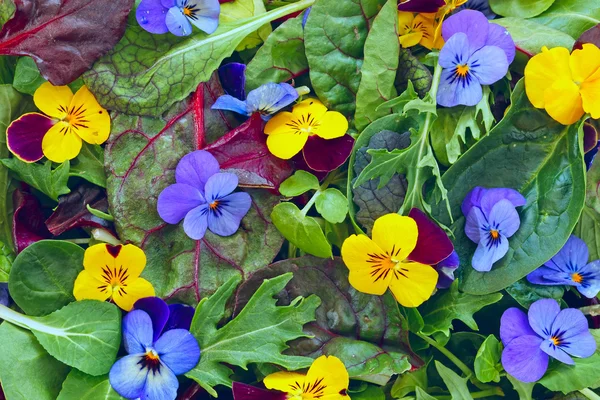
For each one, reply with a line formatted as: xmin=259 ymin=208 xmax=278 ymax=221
xmin=398 ymin=12 xmax=442 ymax=49
xmin=264 ymin=355 xmax=350 ymax=400
xmin=434 ymin=0 xmax=468 ymax=40
xmin=73 ymin=243 xmax=155 ymax=311
xmin=525 ymin=44 xmax=600 ymax=125
xmin=264 ymin=99 xmax=348 ymax=160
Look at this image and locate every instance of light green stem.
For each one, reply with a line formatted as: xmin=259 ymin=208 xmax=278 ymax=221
xmin=91 ymin=228 xmax=121 ymax=246
xmin=300 ymin=172 xmax=336 ymax=216
xmin=580 ymin=388 xmax=600 ymax=400
xmin=65 ymin=238 xmax=91 ymax=245
xmin=0 ymin=304 xmax=62 ymax=335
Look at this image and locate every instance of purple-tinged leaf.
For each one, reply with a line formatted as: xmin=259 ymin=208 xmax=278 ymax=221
xmin=12 ymin=188 xmax=51 ymax=253
xmin=575 ymin=24 xmax=600 ymax=49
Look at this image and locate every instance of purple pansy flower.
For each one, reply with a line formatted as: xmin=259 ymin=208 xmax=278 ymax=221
xmin=157 ymin=150 xmax=252 ymax=240
xmin=463 ymin=186 xmax=526 ymax=272
xmin=434 ymin=250 xmax=459 ymax=289
xmin=398 ymin=0 xmax=445 ymax=13
xmin=109 ymin=309 xmax=200 ymax=400
xmin=134 ymin=297 xmax=195 ymax=341
xmin=527 ymin=235 xmax=600 ymax=298
xmin=437 ymin=10 xmax=514 ymax=107
xmin=136 ymin=0 xmax=220 ymax=37
xmin=457 ymin=0 xmax=496 ymax=19
xmin=500 ymin=299 xmax=596 ymax=383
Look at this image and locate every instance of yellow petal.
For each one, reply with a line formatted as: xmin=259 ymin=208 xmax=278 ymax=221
xmin=34 ymin=82 xmax=73 ymax=119
xmin=266 ymin=131 xmax=308 ymax=159
xmin=112 ymin=277 xmax=155 ymax=311
xmin=304 ymin=355 xmax=349 ymax=399
xmin=525 ymin=47 xmax=572 ymax=108
xmin=581 ymin=75 xmax=600 ymax=119
xmin=313 ymin=111 xmax=348 ymax=140
xmin=83 ymin=243 xmax=147 ymax=282
xmin=372 ymin=214 xmax=418 ymax=262
xmin=264 ymin=371 xmax=306 ymax=394
xmin=544 ymin=79 xmax=584 ymax=125
xmin=264 ymin=111 xmax=296 ymax=136
xmin=397 ymin=11 xmax=415 ymax=36
xmin=292 ymin=98 xmax=328 ymax=121
xmin=73 ymin=270 xmax=112 ymax=302
xmin=41 ymin=121 xmax=82 ymax=163
xmin=69 ymin=86 xmax=111 ymax=145
xmin=570 ymin=43 xmax=600 ymax=83
xmin=388 ymin=262 xmax=438 ymax=308
xmin=341 ymin=234 xmax=393 ymax=295
xmin=399 ymin=32 xmax=423 ymax=48
xmin=414 ymin=14 xmax=436 ymax=50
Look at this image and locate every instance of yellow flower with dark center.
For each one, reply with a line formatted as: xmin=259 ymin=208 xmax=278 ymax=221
xmin=73 ymin=243 xmax=155 ymax=311
xmin=397 ymin=11 xmax=441 ymax=49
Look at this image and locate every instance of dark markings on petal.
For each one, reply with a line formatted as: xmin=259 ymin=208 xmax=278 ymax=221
xmin=106 ymin=244 xmax=122 ymax=258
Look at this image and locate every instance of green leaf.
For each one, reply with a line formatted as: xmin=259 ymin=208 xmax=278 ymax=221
xmin=0 ymin=323 xmax=70 ymax=400
xmin=391 ymin=364 xmax=428 ymax=398
xmin=279 ymin=170 xmax=320 ymax=197
xmin=420 ymin=281 xmax=503 ymax=336
xmin=324 ymin=220 xmax=349 ymax=249
xmin=505 ymin=278 xmax=564 ymax=309
xmin=57 ymin=370 xmax=125 ymax=400
xmin=186 ymin=274 xmax=320 ymax=396
xmin=351 ymin=384 xmax=386 ymax=400
xmin=0 ymin=0 xmax=14 ymax=26
xmin=245 ymin=13 xmax=308 ymax=91
xmin=530 ymin=0 xmax=600 ymax=39
xmin=574 ymin=155 xmax=600 ymax=260
xmin=0 ymin=241 xmax=13 ymax=282
xmin=8 ymin=240 xmax=83 ymax=316
xmin=435 ymin=361 xmax=474 ymax=400
xmin=539 ymin=354 xmax=600 ymax=393
xmin=315 ymin=188 xmax=348 ymax=224
xmin=13 ymin=56 xmax=46 ymax=95
xmin=69 ymin=143 xmax=106 ymax=188
xmin=304 ymin=0 xmax=386 ymax=120
xmin=395 ymin=49 xmax=432 ymax=98
xmin=492 ymin=18 xmax=575 ymax=56
xmin=490 ymin=0 xmax=556 ymax=18
xmin=84 ymin=1 xmax=311 ymax=116
xmin=415 ymin=387 xmax=438 ymax=400
xmin=1 ymin=159 xmax=70 ymax=201
xmin=354 ymin=0 xmax=399 ymax=131
xmin=220 ymin=0 xmax=272 ymax=51
xmin=271 ymin=202 xmax=333 ymax=258
xmin=474 ymin=335 xmax=503 ymax=383
xmin=507 ymin=375 xmax=535 ymax=400
xmin=378 ymin=81 xmax=420 ymax=114
xmin=430 ymin=80 xmax=586 ymax=295
xmin=0 ymin=56 xmax=16 ymax=84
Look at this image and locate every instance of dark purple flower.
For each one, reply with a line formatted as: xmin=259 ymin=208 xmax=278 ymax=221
xmin=500 ymin=299 xmax=596 ymax=383
xmin=302 ymin=134 xmax=355 ymax=172
xmin=0 ymin=283 xmax=9 ymax=307
xmin=157 ymin=150 xmax=252 ymax=240
xmin=437 ymin=10 xmax=514 ymax=107
xmin=434 ymin=250 xmax=459 ymax=289
xmin=219 ymin=63 xmax=247 ymax=101
xmin=463 ymin=187 xmax=526 ymax=272
xmin=527 ymin=235 xmax=600 ymax=298
xmin=457 ymin=0 xmax=495 ymax=19
xmin=136 ymin=0 xmax=220 ymax=37
xmin=109 ymin=310 xmax=200 ymax=400
xmin=232 ymin=382 xmax=287 ymax=400
xmin=398 ymin=0 xmax=445 ymax=13
xmin=134 ymin=297 xmax=195 ymax=342
xmin=407 ymin=208 xmax=455 ymax=266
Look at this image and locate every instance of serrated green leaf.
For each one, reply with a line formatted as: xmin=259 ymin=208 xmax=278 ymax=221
xmin=315 ymin=188 xmax=348 ymax=224
xmin=474 ymin=335 xmax=502 ymax=383
xmin=1 ymin=159 xmax=70 ymax=201
xmin=377 ymin=81 xmax=419 ymax=114
xmin=279 ymin=170 xmax=320 ymax=197
xmin=57 ymin=370 xmax=125 ymax=400
xmin=435 ymin=361 xmax=474 ymax=400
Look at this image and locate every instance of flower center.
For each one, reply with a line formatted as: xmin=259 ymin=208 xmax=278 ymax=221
xmin=571 ymin=272 xmax=584 ymax=283
xmin=490 ymin=229 xmax=500 ymax=240
xmin=366 ymin=245 xmax=410 ymax=283
xmin=550 ymin=336 xmax=562 ymax=346
xmin=287 ymin=113 xmax=320 ymax=136
xmin=98 ymin=266 xmax=129 ymax=296
xmin=456 ymin=64 xmax=470 ymax=77
xmin=209 ymin=200 xmax=220 ymax=210
xmin=183 ymin=6 xmax=193 ymax=16
xmin=140 ymin=348 xmax=161 ymax=373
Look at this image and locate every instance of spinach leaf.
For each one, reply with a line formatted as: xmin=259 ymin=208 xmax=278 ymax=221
xmin=315 ymin=188 xmax=348 ymax=224
xmin=490 ymin=0 xmax=555 ymax=18
xmin=57 ymin=370 xmax=124 ymax=400
xmin=279 ymin=170 xmax=320 ymax=197
xmin=13 ymin=56 xmax=45 ymax=95
xmin=530 ymin=0 xmax=600 ymax=39
xmin=505 ymin=278 xmax=564 ymax=309
xmin=1 ymin=159 xmax=70 ymax=201
xmin=493 ymin=18 xmax=575 ymax=56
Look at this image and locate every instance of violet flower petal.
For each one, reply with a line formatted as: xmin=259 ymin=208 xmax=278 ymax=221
xmin=246 ymin=83 xmax=299 ymax=118
xmin=540 ymin=340 xmax=575 ymax=365
xmin=501 ymin=335 xmax=548 ymax=383
xmin=471 ymin=232 xmax=508 ymax=272
xmin=187 ymin=0 xmax=220 ymax=34
xmin=141 ymin=362 xmax=178 ymax=400
xmin=560 ymin=331 xmax=597 ymax=359
xmin=302 ymin=134 xmax=354 ymax=172
xmin=109 ymin=354 xmax=148 ymax=399
xmin=166 ymin=304 xmax=195 ymax=331
xmin=469 ymin=45 xmax=509 ymax=86
xmin=175 ymin=150 xmax=221 ymax=191
xmin=437 ymin=68 xmax=483 ymax=107
xmin=7 ymin=113 xmax=54 ymax=163
xmin=204 ymin=172 xmax=239 ymax=201
xmin=123 ymin=310 xmax=154 ymax=354
xmin=183 ymin=204 xmax=209 ymax=240
xmin=465 ymin=206 xmax=486 ymax=243
xmin=218 ymin=62 xmax=247 ymax=100
xmin=442 ymin=10 xmax=490 ymax=54
xmin=207 ymin=192 xmax=252 ymax=236
xmin=137 ymin=0 xmax=170 ymax=34
xmin=526 ymin=266 xmax=575 ymax=286
xmin=407 ymin=208 xmax=454 ymax=265
xmin=301 ymin=7 xmax=311 ymax=28
xmin=166 ymin=6 xmax=193 ymax=36
xmin=134 ymin=297 xmax=170 ymax=342
xmin=489 ymin=199 xmax=520 ymax=238
xmin=463 ymin=187 xmax=526 ymax=217
xmin=553 ymin=308 xmax=592 ymax=341
xmin=528 ymin=298 xmax=561 ymax=339
xmin=212 ymin=95 xmax=250 ymax=116
xmin=500 ymin=308 xmax=537 ymax=345
xmin=546 ymin=235 xmax=589 ymax=274
xmin=457 ymin=0 xmax=496 ymax=19
xmin=157 ymin=183 xmax=205 ymax=224
xmin=434 ymin=250 xmax=459 ymax=289
xmin=439 ymin=32 xmax=471 ymax=69
xmin=154 ymin=329 xmax=201 ymax=375
xmin=486 ymin=22 xmax=515 ymax=64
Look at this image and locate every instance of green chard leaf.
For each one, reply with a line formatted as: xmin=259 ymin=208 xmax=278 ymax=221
xmin=489 ymin=0 xmax=556 ymax=18
xmin=431 ymin=80 xmax=586 ymax=295
xmin=57 ymin=370 xmax=124 ymax=400
xmin=186 ymin=274 xmax=320 ymax=396
xmin=530 ymin=0 xmax=600 ymax=39
xmin=315 ymin=188 xmax=348 ymax=224
xmin=396 ymin=49 xmax=432 ymax=98
xmin=279 ymin=170 xmax=320 ymax=197
xmin=354 ymin=0 xmax=399 ymax=131
xmin=492 ymin=18 xmax=575 ymax=56
xmin=435 ymin=361 xmax=474 ymax=400
xmin=474 ymin=335 xmax=503 ymax=383
xmin=391 ymin=363 xmax=428 ymax=398
xmin=574 ymin=154 xmax=600 ymax=260
xmin=1 ymin=159 xmax=70 ymax=201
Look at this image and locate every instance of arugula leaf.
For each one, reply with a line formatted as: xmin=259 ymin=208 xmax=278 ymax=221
xmin=530 ymin=0 xmax=600 ymax=39
xmin=1 ymin=159 xmax=70 ymax=201
xmin=489 ymin=0 xmax=555 ymax=18
xmin=279 ymin=170 xmax=320 ymax=197
xmin=493 ymin=18 xmax=575 ymax=56
xmin=474 ymin=335 xmax=503 ymax=383
xmin=186 ymin=274 xmax=320 ymax=396
xmin=57 ymin=370 xmax=124 ymax=400
xmin=435 ymin=361 xmax=474 ymax=400
xmin=315 ymin=188 xmax=348 ymax=224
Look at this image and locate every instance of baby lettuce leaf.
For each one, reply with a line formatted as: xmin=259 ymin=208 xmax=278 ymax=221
xmin=84 ymin=1 xmax=313 ymax=116
xmin=245 ymin=13 xmax=308 ymax=91
xmin=574 ymin=155 xmax=600 ymax=260
xmin=0 ymin=323 xmax=70 ymax=400
xmin=234 ymin=257 xmax=422 ymax=385
xmin=431 ymin=80 xmax=586 ymax=295
xmin=304 ymin=0 xmax=386 ymax=120
xmin=474 ymin=335 xmax=502 ymax=383
xmin=354 ymin=0 xmax=399 ymax=131
xmin=279 ymin=170 xmax=320 ymax=197
xmin=1 ymin=159 xmax=70 ymax=201
xmin=12 ymin=56 xmax=45 ymax=95
xmin=186 ymin=274 xmax=320 ymax=396
xmin=8 ymin=240 xmax=83 ymax=316
xmin=492 ymin=18 xmax=575 ymax=56
xmin=530 ymin=0 xmax=600 ymax=39
xmin=0 ymin=0 xmax=133 ymax=85
xmin=57 ymin=370 xmax=124 ymax=400
xmin=489 ymin=0 xmax=555 ymax=18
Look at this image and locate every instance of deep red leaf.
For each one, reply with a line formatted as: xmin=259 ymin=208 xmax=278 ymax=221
xmin=574 ymin=24 xmax=600 ymax=50
xmin=232 ymin=383 xmax=287 ymax=400
xmin=13 ymin=188 xmax=51 ymax=253
xmin=0 ymin=0 xmax=134 ymax=85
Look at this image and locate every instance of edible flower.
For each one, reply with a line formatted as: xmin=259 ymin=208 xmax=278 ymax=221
xmin=134 ymin=297 xmax=195 ymax=341
xmin=73 ymin=243 xmax=155 ymax=311
xmin=462 ymin=186 xmax=526 ymax=272
xmin=525 ymin=44 xmax=600 ymax=125
xmin=527 ymin=235 xmax=600 ymax=298
xmin=397 ymin=12 xmax=441 ymax=49
xmin=437 ymin=10 xmax=514 ymax=107
xmin=157 ymin=150 xmax=252 ymax=240
xmin=109 ymin=309 xmax=200 ymax=400
xmin=457 ymin=0 xmax=495 ymax=19
xmin=398 ymin=0 xmax=445 ymax=13
xmin=341 ymin=209 xmax=454 ymax=307
xmin=136 ymin=0 xmax=220 ymax=37
xmin=500 ymin=299 xmax=596 ymax=383
xmin=7 ymin=82 xmax=110 ymax=163
xmin=433 ymin=250 xmax=459 ymax=289
xmin=433 ymin=0 xmax=468 ymax=38
xmin=212 ymin=83 xmax=299 ymax=120
xmin=232 ymin=355 xmax=350 ymax=400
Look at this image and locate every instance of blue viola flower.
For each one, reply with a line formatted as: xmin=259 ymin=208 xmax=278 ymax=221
xmin=463 ymin=187 xmax=526 ymax=272
xmin=109 ymin=309 xmax=200 ymax=400
xmin=434 ymin=250 xmax=459 ymax=289
xmin=527 ymin=235 xmax=600 ymax=298
xmin=134 ymin=297 xmax=195 ymax=341
xmin=136 ymin=0 xmax=220 ymax=37
xmin=212 ymin=84 xmax=299 ymax=121
xmin=457 ymin=0 xmax=496 ymax=19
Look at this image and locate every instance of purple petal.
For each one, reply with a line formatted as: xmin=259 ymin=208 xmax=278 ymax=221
xmin=469 ymin=45 xmax=509 ymax=86
xmin=578 ymin=278 xmax=600 ymax=298
xmin=187 ymin=0 xmax=220 ymax=34
xmin=479 ymin=188 xmax=526 ymax=216
xmin=123 ymin=310 xmax=154 ymax=354
xmin=109 ymin=354 xmax=148 ymax=399
xmin=212 ymin=95 xmax=249 ymax=116
xmin=175 ymin=150 xmax=220 ymax=190
xmin=560 ymin=331 xmax=597 ymax=359
xmin=500 ymin=308 xmax=537 ymax=345
xmin=398 ymin=0 xmax=445 ymax=13
xmin=434 ymin=251 xmax=459 ymax=289
xmin=407 ymin=208 xmax=454 ymax=265
xmin=302 ymin=134 xmax=354 ymax=172
xmin=486 ymin=23 xmax=515 ymax=64
xmin=165 ymin=304 xmax=195 ymax=331
xmin=207 ymin=191 xmax=252 ymax=236
xmin=162 ymin=0 xmax=176 ymax=7
xmin=166 ymin=6 xmax=193 ymax=36
xmin=527 ymin=266 xmax=575 ymax=286
xmin=552 ymin=308 xmax=592 ymax=341
xmin=442 ymin=10 xmax=490 ymax=54
xmin=540 ymin=340 xmax=574 ymax=365
xmin=154 ymin=329 xmax=201 ymax=375
xmin=219 ymin=63 xmax=247 ymax=100
xmin=204 ymin=172 xmax=239 ymax=202
xmin=137 ymin=0 xmax=169 ymax=34
xmin=437 ymin=66 xmax=483 ymax=107
xmin=142 ymin=362 xmax=178 ymax=400
xmin=183 ymin=204 xmax=209 ymax=240
xmin=471 ymin=233 xmax=508 ymax=272
xmin=462 ymin=186 xmax=487 ymax=217
xmin=465 ymin=207 xmax=486 ymax=243
xmin=439 ymin=33 xmax=471 ymax=69
xmin=501 ymin=335 xmax=548 ymax=383
xmin=246 ymin=83 xmax=298 ymax=117
xmin=457 ymin=0 xmax=496 ymax=19
xmin=545 ymin=235 xmax=589 ymax=273
xmin=7 ymin=113 xmax=53 ymax=163
xmin=157 ymin=184 xmax=205 ymax=224
xmin=301 ymin=7 xmax=311 ymax=28
xmin=489 ymin=199 xmax=520 ymax=238
xmin=232 ymin=382 xmax=288 ymax=400
xmin=134 ymin=297 xmax=170 ymax=342
xmin=528 ymin=299 xmax=560 ymax=339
